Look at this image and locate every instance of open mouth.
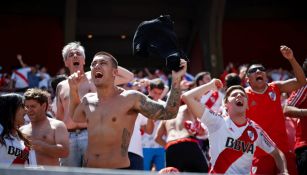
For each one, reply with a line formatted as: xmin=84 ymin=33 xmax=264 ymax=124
xmin=256 ymin=75 xmax=263 ymax=81
xmin=236 ymin=100 xmax=243 ymax=106
xmin=73 ymin=62 xmax=80 ymax=66
xmin=95 ymin=72 xmax=103 ymax=78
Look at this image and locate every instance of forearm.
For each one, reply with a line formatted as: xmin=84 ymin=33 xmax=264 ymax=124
xmin=162 ymin=77 xmax=181 ymax=120
xmin=69 ymin=89 xmax=81 ymax=121
xmin=284 ymin=105 xmax=307 ymax=118
xmin=289 ymin=58 xmax=306 ymax=86
xmin=115 ymin=66 xmax=134 ymax=85
xmin=155 ymin=137 xmax=166 ymax=147
xmin=144 ymin=119 xmax=155 ymax=134
xmin=271 ymin=148 xmax=288 ymax=174
xmin=182 ymin=80 xmax=216 ymax=101
xmin=34 ymin=142 xmax=69 ymax=158
xmin=18 ymin=59 xmax=27 ymax=68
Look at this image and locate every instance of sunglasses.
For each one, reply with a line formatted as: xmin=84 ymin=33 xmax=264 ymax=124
xmin=247 ymin=66 xmax=266 ymax=74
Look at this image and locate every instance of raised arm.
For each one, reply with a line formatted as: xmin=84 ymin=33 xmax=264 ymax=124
xmin=134 ymin=59 xmax=187 ymax=120
xmin=17 ymin=54 xmax=27 ymax=68
xmin=277 ymin=45 xmax=306 ymax=93
xmin=283 ymin=105 xmax=307 ymax=118
xmin=114 ymin=66 xmax=134 ymax=85
xmin=181 ymin=79 xmax=223 ymax=118
xmin=68 ymin=71 xmax=87 ymax=123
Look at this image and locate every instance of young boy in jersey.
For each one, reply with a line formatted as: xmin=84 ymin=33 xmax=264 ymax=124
xmin=182 ymin=79 xmax=288 ymax=174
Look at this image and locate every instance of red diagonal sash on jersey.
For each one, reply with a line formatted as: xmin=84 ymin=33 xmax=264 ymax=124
xmin=13 ymin=70 xmax=29 ymax=85
xmin=12 ymin=146 xmax=30 ymax=165
xmin=211 ymin=124 xmax=258 ymax=174
xmin=205 ymin=91 xmax=219 ymax=109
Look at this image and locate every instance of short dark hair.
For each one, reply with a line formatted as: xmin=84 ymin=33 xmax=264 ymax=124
xmin=194 ymin=72 xmax=210 ymax=87
xmin=149 ymin=78 xmax=165 ymax=90
xmin=24 ymin=88 xmax=50 ymax=110
xmin=51 ymin=74 xmax=67 ymax=93
xmin=223 ymin=85 xmax=246 ymax=104
xmin=225 ymin=73 xmax=241 ymax=89
xmin=94 ymin=51 xmax=118 ymax=68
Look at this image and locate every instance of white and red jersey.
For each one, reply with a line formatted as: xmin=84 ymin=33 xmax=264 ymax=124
xmin=200 ymin=90 xmax=224 ymax=113
xmin=287 ymin=84 xmax=307 ymax=150
xmin=0 ymin=134 xmax=37 ymax=166
xmin=201 ymin=110 xmax=275 ymax=174
xmin=11 ymin=67 xmax=31 ymax=89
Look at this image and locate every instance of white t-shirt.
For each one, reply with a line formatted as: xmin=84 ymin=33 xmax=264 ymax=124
xmin=142 ymin=99 xmax=166 ymax=149
xmin=11 ymin=67 xmax=31 ymax=89
xmin=142 ymin=120 xmax=164 ymax=148
xmin=128 ymin=115 xmax=148 ymax=157
xmin=0 ymin=134 xmax=37 ymax=166
xmin=202 ymin=110 xmax=275 ymax=174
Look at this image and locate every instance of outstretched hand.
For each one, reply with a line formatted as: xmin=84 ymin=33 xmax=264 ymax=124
xmin=68 ymin=71 xmax=85 ymax=91
xmin=280 ymin=45 xmax=295 ymax=61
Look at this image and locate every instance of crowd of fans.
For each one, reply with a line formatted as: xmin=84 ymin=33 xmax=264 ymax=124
xmin=0 ymin=42 xmax=306 ymax=175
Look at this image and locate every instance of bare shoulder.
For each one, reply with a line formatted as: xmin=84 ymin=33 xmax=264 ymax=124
xmin=119 ymin=88 xmax=148 ymax=102
xmin=56 ymin=79 xmax=69 ymax=94
xmin=120 ymin=88 xmax=142 ymax=96
xmin=57 ymin=79 xmax=69 ymax=88
xmin=48 ymin=118 xmax=67 ymax=129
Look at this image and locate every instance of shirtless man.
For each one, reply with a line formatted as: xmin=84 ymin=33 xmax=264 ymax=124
xmin=21 ymin=88 xmax=69 ymax=166
xmin=155 ymin=104 xmax=208 ymax=172
xmin=56 ymin=42 xmax=133 ymax=166
xmin=68 ymin=51 xmax=186 ymax=168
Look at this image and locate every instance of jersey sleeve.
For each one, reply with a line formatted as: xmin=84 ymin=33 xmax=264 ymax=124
xmin=201 ymin=109 xmax=224 ymax=133
xmin=287 ymin=85 xmax=307 ymax=107
xmin=256 ymin=127 xmax=276 ymax=154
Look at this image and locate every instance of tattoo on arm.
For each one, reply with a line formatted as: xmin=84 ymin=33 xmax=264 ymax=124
xmin=139 ymin=96 xmax=164 ymax=119
xmin=163 ymin=85 xmax=181 ymax=118
xmin=139 ymin=85 xmax=181 ymax=120
xmin=120 ymin=128 xmax=130 ymax=157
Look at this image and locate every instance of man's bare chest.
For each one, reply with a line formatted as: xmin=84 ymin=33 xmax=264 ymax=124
xmin=31 ymin=126 xmax=56 ymax=144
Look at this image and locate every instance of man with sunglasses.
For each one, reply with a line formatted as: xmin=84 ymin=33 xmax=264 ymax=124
xmin=245 ymin=45 xmax=306 ymax=174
